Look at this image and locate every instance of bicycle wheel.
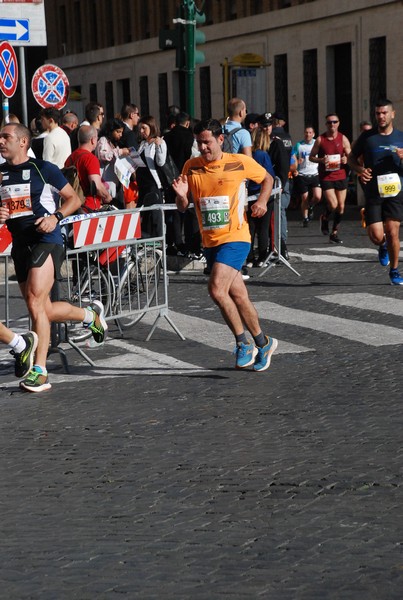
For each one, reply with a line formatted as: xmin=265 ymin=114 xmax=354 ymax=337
xmin=114 ymin=259 xmax=141 ymax=329
xmin=115 ymin=244 xmax=163 ymax=330
xmin=58 ymin=257 xmax=115 ymax=343
xmin=139 ymin=245 xmax=163 ymax=308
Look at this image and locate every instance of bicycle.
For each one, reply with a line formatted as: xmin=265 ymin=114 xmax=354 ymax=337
xmin=58 ymin=237 xmax=163 ymax=342
xmin=112 ymin=241 xmax=163 ymax=330
xmin=58 ymin=247 xmax=115 ymax=344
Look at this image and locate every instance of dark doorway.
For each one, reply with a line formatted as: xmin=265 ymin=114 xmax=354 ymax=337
xmin=327 ymin=43 xmax=352 ymax=141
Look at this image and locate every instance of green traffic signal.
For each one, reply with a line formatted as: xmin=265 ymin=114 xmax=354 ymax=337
xmin=194 ymin=29 xmax=205 ymax=65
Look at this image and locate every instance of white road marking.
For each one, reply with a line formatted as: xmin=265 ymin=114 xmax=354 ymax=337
xmin=0 ymin=339 xmax=208 ymax=390
xmin=289 ymin=252 xmax=367 ymax=263
xmin=140 ymin=310 xmax=313 ymax=354
xmin=289 ymin=244 xmax=377 ymax=263
xmin=308 ymin=246 xmax=377 ymax=256
xmin=317 ymin=293 xmax=403 ymax=317
xmin=254 ymin=300 xmax=403 ymax=346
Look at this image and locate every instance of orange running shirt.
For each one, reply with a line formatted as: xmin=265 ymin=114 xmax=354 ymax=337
xmin=182 ymin=152 xmax=267 ymax=248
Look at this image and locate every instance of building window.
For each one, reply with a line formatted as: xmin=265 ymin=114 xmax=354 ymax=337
xmin=200 ymin=67 xmax=212 ymax=120
xmin=226 ymin=2 xmax=237 ymax=20
xmin=117 ymin=78 xmax=131 ymax=108
xmin=158 ymin=73 xmax=169 ymax=130
xmin=123 ymin=1 xmax=133 ymax=43
xmin=140 ymin=76 xmax=150 ymax=116
xmin=91 ymin=0 xmax=98 ymax=49
xmin=327 ymin=42 xmax=352 ymax=141
xmin=160 ymin=0 xmax=169 ymax=29
xmin=369 ymin=37 xmax=386 ymax=115
xmin=105 ymin=81 xmax=114 ymax=119
xmin=105 ymin=2 xmax=115 ymax=47
xmin=303 ymin=49 xmax=318 ymax=133
xmin=59 ymin=5 xmax=67 ymax=55
xmin=274 ymin=54 xmax=288 ymax=124
xmin=141 ymin=0 xmax=151 ymax=39
xmin=89 ymin=83 xmax=97 ymax=102
xmin=74 ymin=1 xmax=82 ymax=53
xmin=252 ymin=0 xmax=264 ymax=14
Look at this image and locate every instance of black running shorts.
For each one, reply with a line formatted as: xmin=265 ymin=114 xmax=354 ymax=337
xmin=321 ymin=178 xmax=348 ymax=191
xmin=365 ymin=195 xmax=403 ymax=226
xmin=294 ymin=174 xmax=321 ymax=195
xmin=11 ymin=242 xmax=65 ymax=283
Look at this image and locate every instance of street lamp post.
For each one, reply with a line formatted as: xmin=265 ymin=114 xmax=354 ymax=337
xmin=182 ymin=0 xmax=205 ymax=118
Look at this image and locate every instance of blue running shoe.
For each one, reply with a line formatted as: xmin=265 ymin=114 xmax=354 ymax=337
xmin=253 ymin=336 xmax=278 ymax=372
xmin=378 ymin=243 xmax=389 ymax=266
xmin=234 ymin=341 xmax=257 ymax=369
xmin=390 ymin=269 xmax=403 ymax=285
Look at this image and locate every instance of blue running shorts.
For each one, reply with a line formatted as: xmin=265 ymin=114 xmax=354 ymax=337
xmin=203 ymin=242 xmax=251 ymax=272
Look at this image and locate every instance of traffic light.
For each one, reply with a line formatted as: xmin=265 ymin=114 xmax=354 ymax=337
xmin=194 ymin=5 xmax=206 ymax=66
xmin=175 ymin=5 xmax=186 ymax=69
xmin=184 ymin=1 xmax=206 ymax=70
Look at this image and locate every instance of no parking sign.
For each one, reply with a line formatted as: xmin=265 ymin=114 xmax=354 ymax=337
xmin=0 ymin=41 xmax=18 ymax=98
xmin=31 ymin=63 xmax=69 ymax=109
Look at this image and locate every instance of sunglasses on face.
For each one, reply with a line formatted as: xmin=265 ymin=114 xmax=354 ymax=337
xmin=326 ymin=120 xmax=339 ymax=124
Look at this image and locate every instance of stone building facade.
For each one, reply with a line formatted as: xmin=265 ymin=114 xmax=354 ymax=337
xmin=44 ymin=0 xmax=401 ymax=141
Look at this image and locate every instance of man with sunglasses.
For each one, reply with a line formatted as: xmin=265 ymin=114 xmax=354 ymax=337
xmin=348 ymin=99 xmax=403 ymax=285
xmin=309 ymin=114 xmax=351 ymax=244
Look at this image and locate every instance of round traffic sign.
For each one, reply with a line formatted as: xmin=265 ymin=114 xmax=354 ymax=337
xmin=0 ymin=42 xmax=18 ymax=98
xmin=31 ymin=64 xmax=70 ymax=109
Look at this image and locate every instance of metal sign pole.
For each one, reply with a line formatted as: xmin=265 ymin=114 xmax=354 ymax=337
xmin=2 ymin=95 xmax=9 ymax=123
xmin=18 ymin=46 xmax=28 ymax=126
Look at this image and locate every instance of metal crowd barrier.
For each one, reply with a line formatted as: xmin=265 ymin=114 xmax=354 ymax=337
xmin=0 ymin=206 xmax=185 ymax=372
xmin=59 ymin=205 xmax=185 ymax=365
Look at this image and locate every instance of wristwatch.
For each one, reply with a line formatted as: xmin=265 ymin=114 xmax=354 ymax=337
xmin=53 ymin=211 xmax=64 ymax=222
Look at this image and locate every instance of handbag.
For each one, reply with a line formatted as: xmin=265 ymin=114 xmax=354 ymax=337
xmin=156 ymin=151 xmax=179 ymax=191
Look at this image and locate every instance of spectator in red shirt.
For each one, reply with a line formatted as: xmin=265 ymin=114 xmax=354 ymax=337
xmin=64 ymin=125 xmax=112 ymax=211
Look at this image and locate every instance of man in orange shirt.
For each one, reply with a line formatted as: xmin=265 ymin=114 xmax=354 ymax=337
xmin=173 ymin=119 xmax=278 ymax=372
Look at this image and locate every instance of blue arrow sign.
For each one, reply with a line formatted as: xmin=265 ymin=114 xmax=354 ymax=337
xmin=0 ymin=19 xmax=30 ymax=42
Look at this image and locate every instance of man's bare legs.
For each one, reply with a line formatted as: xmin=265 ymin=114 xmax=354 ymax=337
xmin=368 ymin=219 xmax=400 ymax=269
xmin=208 ymin=262 xmax=262 ymax=337
xmin=301 ymin=187 xmax=322 ymax=223
xmin=208 ymin=261 xmax=278 ymax=371
xmin=19 ymin=255 xmax=95 ymax=369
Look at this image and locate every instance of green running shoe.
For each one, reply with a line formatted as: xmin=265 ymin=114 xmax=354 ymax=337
xmin=87 ymin=300 xmax=108 ymax=343
xmin=20 ymin=369 xmax=51 ymax=393
xmin=10 ymin=331 xmax=38 ymax=378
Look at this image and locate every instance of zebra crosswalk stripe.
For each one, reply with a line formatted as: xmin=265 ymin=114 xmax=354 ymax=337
xmin=254 ymin=300 xmax=403 ymax=346
xmin=317 ymin=293 xmax=403 ymax=316
xmin=140 ymin=310 xmax=313 ymax=354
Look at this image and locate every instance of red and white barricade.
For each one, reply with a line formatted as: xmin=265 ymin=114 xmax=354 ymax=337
xmin=64 ymin=211 xmax=141 ymax=248
xmin=0 ymin=224 xmax=12 ymax=255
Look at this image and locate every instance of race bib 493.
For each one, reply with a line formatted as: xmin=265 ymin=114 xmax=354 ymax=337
xmin=200 ymin=196 xmax=230 ymax=230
